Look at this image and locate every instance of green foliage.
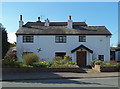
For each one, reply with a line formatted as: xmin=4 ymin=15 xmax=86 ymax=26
xmin=94 ymin=60 xmax=103 ymax=65
xmin=101 ymin=61 xmax=120 ymax=67
xmin=50 ymin=63 xmax=78 ymax=68
xmin=2 ymin=27 xmax=9 ymax=59
xmin=91 ymin=60 xmax=103 ymax=67
xmin=6 ymin=48 xmax=17 ymax=61
xmin=53 ymin=56 xmax=62 ymax=61
xmin=47 ymin=62 xmax=54 ymax=67
xmin=64 ymin=55 xmax=72 ymax=62
xmin=23 ymin=53 xmax=39 ymax=65
xmin=66 ymin=61 xmax=76 ymax=65
xmin=2 ymin=56 xmax=20 ymax=68
xmin=91 ymin=60 xmax=96 ymax=67
xmin=20 ymin=64 xmax=34 ymax=68
xmin=54 ymin=60 xmax=64 ymax=65
xmin=32 ymin=62 xmax=47 ymax=68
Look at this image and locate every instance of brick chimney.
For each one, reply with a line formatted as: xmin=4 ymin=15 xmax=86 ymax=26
xmin=67 ymin=16 xmax=73 ymax=29
xmin=19 ymin=15 xmax=24 ymax=28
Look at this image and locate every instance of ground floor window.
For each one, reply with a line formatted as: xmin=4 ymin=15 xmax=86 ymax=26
xmin=55 ymin=52 xmax=66 ymax=59
xmin=98 ymin=55 xmax=104 ymax=61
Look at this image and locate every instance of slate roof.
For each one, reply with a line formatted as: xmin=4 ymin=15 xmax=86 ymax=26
xmin=16 ymin=22 xmax=112 ymax=35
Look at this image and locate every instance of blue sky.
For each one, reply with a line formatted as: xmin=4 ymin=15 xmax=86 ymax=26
xmin=2 ymin=2 xmax=118 ymax=46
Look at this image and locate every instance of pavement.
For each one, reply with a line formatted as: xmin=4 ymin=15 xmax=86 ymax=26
xmin=2 ymin=71 xmax=120 ymax=81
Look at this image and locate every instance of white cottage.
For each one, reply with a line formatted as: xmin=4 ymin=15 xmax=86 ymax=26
xmin=16 ymin=15 xmax=112 ymax=66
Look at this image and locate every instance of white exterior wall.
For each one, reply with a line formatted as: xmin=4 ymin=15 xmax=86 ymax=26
xmin=17 ymin=35 xmax=110 ymax=65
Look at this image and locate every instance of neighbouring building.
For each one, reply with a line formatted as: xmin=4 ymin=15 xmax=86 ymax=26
xmin=16 ymin=15 xmax=112 ymax=66
xmin=110 ymin=47 xmax=120 ymax=62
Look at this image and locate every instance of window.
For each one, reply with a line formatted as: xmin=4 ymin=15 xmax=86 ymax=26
xmin=55 ymin=36 xmax=66 ymax=43
xmin=98 ymin=55 xmax=104 ymax=61
xmin=79 ymin=36 xmax=86 ymax=42
xmin=23 ymin=36 xmax=34 ymax=43
xmin=55 ymin=52 xmax=66 ymax=59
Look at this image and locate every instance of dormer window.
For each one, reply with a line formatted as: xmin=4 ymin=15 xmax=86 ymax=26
xmin=55 ymin=36 xmax=66 ymax=43
xmin=79 ymin=36 xmax=86 ymax=42
xmin=23 ymin=36 xmax=34 ymax=43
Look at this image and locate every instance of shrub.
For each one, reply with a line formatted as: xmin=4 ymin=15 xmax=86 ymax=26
xmin=91 ymin=60 xmax=96 ymax=67
xmin=5 ymin=48 xmax=17 ymax=61
xmin=32 ymin=62 xmax=48 ymax=68
xmin=20 ymin=64 xmax=33 ymax=68
xmin=66 ymin=61 xmax=75 ymax=65
xmin=91 ymin=60 xmax=103 ymax=67
xmin=23 ymin=53 xmax=39 ymax=65
xmin=64 ymin=55 xmax=72 ymax=62
xmin=53 ymin=56 xmax=62 ymax=61
xmin=2 ymin=56 xmax=20 ymax=68
xmin=95 ymin=60 xmax=103 ymax=65
xmin=50 ymin=63 xmax=78 ymax=68
xmin=54 ymin=60 xmax=64 ymax=64
xmin=47 ymin=62 xmax=54 ymax=67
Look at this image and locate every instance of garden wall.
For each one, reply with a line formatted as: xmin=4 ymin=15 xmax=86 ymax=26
xmin=92 ymin=65 xmax=120 ymax=72
xmin=2 ymin=68 xmax=87 ymax=73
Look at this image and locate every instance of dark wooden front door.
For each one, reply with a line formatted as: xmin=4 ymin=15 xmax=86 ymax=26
xmin=76 ymin=51 xmax=86 ymax=67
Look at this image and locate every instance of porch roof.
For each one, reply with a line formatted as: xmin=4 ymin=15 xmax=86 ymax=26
xmin=71 ymin=44 xmax=93 ymax=53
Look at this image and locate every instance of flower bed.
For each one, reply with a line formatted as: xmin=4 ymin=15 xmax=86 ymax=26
xmin=91 ymin=60 xmax=120 ymax=72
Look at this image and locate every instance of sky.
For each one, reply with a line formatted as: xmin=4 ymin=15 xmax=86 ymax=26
xmin=1 ymin=2 xmax=118 ymax=47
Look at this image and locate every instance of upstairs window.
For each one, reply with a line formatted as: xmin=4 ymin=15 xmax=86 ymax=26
xmin=23 ymin=36 xmax=34 ymax=43
xmin=55 ymin=52 xmax=66 ymax=59
xmin=98 ymin=55 xmax=104 ymax=61
xmin=55 ymin=36 xmax=66 ymax=43
xmin=79 ymin=36 xmax=86 ymax=42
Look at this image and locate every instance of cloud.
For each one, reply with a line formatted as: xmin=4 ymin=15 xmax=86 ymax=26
xmin=8 ymin=32 xmax=16 ymax=43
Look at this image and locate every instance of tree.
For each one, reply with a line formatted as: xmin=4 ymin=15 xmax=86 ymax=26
xmin=0 ymin=23 xmax=9 ymax=59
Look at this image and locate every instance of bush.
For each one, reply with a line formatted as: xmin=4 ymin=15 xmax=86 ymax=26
xmin=95 ymin=60 xmax=103 ymax=65
xmin=50 ymin=63 xmax=78 ymax=68
xmin=2 ymin=56 xmax=20 ymax=68
xmin=20 ymin=64 xmax=33 ymax=68
xmin=32 ymin=62 xmax=47 ymax=68
xmin=91 ymin=60 xmax=103 ymax=67
xmin=53 ymin=56 xmax=62 ymax=61
xmin=91 ymin=60 xmax=96 ymax=67
xmin=64 ymin=55 xmax=72 ymax=62
xmin=6 ymin=48 xmax=17 ymax=61
xmin=47 ymin=62 xmax=54 ymax=67
xmin=54 ymin=60 xmax=64 ymax=64
xmin=66 ymin=61 xmax=75 ymax=65
xmin=101 ymin=61 xmax=120 ymax=67
xmin=23 ymin=53 xmax=39 ymax=65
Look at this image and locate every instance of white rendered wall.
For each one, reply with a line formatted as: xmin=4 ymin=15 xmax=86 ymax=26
xmin=17 ymin=35 xmax=110 ymax=65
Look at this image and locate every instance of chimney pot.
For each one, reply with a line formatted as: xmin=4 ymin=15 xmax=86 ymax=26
xmin=20 ymin=15 xmax=22 ymax=21
xmin=69 ymin=16 xmax=71 ymax=20
xmin=38 ymin=17 xmax=40 ymax=21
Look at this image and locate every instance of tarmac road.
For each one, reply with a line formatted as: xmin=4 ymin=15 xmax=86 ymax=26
xmin=1 ymin=77 xmax=119 ymax=87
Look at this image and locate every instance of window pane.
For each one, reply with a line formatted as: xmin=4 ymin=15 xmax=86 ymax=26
xmin=23 ymin=36 xmax=34 ymax=43
xmin=98 ymin=55 xmax=104 ymax=61
xmin=79 ymin=36 xmax=86 ymax=42
xmin=55 ymin=36 xmax=66 ymax=43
